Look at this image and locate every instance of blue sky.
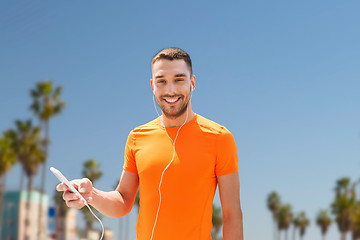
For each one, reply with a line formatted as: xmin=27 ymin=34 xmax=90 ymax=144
xmin=1 ymin=1 xmax=360 ymax=239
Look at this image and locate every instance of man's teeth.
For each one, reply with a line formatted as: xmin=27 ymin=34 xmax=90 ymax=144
xmin=165 ymin=98 xmax=179 ymax=103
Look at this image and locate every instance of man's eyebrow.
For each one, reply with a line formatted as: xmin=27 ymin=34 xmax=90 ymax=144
xmin=155 ymin=73 xmax=187 ymax=79
xmin=155 ymin=75 xmax=165 ymax=79
xmin=175 ymin=73 xmax=187 ymax=77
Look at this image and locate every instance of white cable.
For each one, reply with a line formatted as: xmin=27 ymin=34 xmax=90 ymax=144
xmin=152 ymin=94 xmax=162 ymax=118
xmin=150 ymin=94 xmax=189 ymax=240
xmin=85 ymin=202 xmax=104 ymax=240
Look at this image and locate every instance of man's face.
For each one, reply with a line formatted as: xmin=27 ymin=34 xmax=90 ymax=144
xmin=151 ymin=59 xmax=195 ymax=119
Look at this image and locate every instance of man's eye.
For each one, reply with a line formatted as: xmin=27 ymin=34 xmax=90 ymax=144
xmin=157 ymin=80 xmax=165 ymax=83
xmin=175 ymin=79 xmax=184 ymax=82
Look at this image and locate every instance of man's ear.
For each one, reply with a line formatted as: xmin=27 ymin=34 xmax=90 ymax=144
xmin=150 ymin=79 xmax=154 ymax=92
xmin=190 ymin=75 xmax=196 ymax=91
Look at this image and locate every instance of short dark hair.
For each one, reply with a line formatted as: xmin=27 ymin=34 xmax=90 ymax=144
xmin=152 ymin=47 xmax=192 ymax=75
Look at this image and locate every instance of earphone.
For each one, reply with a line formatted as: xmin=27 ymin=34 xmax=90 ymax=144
xmin=150 ymin=84 xmax=191 ymax=240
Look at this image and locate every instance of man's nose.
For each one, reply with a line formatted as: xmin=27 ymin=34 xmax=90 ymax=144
xmin=165 ymin=83 xmax=177 ymax=95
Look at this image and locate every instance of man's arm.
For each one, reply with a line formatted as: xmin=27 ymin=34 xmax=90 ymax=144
xmin=57 ymin=170 xmax=139 ymax=218
xmin=218 ymin=171 xmax=243 ymax=240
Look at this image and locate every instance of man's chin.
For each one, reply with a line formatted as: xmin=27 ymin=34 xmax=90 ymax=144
xmin=161 ymin=108 xmax=188 ymax=120
xmin=162 ymin=112 xmax=182 ymax=119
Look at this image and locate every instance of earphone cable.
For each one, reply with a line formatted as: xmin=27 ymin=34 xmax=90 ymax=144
xmin=150 ymin=95 xmax=189 ymax=240
xmin=85 ymin=202 xmax=105 ymax=240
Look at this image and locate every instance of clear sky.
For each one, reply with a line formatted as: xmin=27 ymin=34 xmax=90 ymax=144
xmin=1 ymin=1 xmax=360 ymax=239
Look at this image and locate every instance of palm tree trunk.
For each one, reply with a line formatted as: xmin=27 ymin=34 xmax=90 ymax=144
xmin=86 ymin=221 xmax=92 ymax=238
xmin=55 ymin=207 xmax=65 ymax=240
xmin=285 ymin=229 xmax=288 ymax=240
xmin=20 ymin=168 xmax=25 ymax=191
xmin=0 ymin=174 xmax=6 ymax=239
xmin=273 ymin=217 xmax=277 ymax=240
xmin=18 ymin=171 xmax=24 ymax=240
xmin=322 ymin=233 xmax=325 ymax=240
xmin=37 ymin=120 xmax=49 ymax=240
xmin=341 ymin=232 xmax=346 ymax=240
xmin=292 ymin=227 xmax=296 ymax=240
xmin=278 ymin=229 xmax=281 ymax=240
xmin=25 ymin=176 xmax=33 ymax=240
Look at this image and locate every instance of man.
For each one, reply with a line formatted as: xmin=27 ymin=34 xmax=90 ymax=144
xmin=57 ymin=48 xmax=243 ymax=240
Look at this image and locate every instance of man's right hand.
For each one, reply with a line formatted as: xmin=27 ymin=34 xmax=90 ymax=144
xmin=56 ymin=178 xmax=93 ymax=209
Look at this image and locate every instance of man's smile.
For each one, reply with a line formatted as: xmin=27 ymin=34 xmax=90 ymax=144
xmin=163 ymin=96 xmax=181 ymax=105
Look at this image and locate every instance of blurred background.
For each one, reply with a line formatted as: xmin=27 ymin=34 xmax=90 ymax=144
xmin=1 ymin=1 xmax=359 ymax=240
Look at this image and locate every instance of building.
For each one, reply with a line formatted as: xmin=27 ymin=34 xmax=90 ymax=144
xmin=104 ymin=228 xmax=114 ymax=240
xmin=1 ymin=190 xmax=48 ymax=240
xmin=48 ymin=207 xmax=56 ymax=237
xmin=55 ymin=207 xmax=78 ymax=240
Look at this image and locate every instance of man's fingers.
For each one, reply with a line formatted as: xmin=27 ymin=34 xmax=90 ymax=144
xmin=79 ymin=178 xmax=92 ymax=193
xmin=56 ymin=183 xmax=68 ymax=192
xmin=55 ymin=178 xmax=92 ymax=210
xmin=63 ymin=191 xmax=79 ymax=201
xmin=87 ymin=197 xmax=93 ymax=204
xmin=65 ymin=198 xmax=85 ymax=209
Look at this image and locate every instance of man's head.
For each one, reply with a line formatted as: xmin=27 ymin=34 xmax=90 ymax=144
xmin=152 ymin=48 xmax=192 ymax=76
xmin=150 ymin=48 xmax=196 ymax=120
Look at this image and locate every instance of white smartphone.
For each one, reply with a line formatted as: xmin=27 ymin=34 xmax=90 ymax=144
xmin=50 ymin=167 xmax=87 ymax=204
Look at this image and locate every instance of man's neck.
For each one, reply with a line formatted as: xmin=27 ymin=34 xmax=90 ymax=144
xmin=161 ymin=110 xmax=196 ymax=128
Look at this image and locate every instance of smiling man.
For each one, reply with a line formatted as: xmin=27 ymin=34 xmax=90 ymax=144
xmin=57 ymin=48 xmax=244 ymax=240
xmin=151 ymin=55 xmax=195 ymax=126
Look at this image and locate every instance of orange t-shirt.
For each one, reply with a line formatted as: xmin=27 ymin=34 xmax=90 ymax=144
xmin=123 ymin=114 xmax=239 ymax=240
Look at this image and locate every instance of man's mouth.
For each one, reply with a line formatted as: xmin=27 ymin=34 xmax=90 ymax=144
xmin=163 ymin=97 xmax=181 ymax=104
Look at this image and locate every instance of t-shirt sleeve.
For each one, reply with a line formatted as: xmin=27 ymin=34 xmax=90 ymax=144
xmin=123 ymin=130 xmax=138 ymax=174
xmin=215 ymin=128 xmax=239 ymax=176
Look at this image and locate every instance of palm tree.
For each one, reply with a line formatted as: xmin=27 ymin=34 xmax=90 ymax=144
xmin=267 ymin=191 xmax=281 ymax=240
xmin=0 ymin=130 xmax=18 ymax=238
xmin=292 ymin=215 xmax=300 ymax=240
xmin=297 ymin=211 xmax=310 ymax=240
xmin=352 ymin=202 xmax=360 ymax=240
xmin=82 ymin=158 xmax=103 ymax=182
xmin=316 ymin=209 xmax=332 ymax=240
xmin=13 ymin=119 xmax=46 ymax=240
xmin=30 ymin=80 xmax=65 ymax=238
xmin=212 ymin=204 xmax=223 ymax=240
xmin=331 ymin=177 xmax=356 ymax=240
xmin=277 ymin=204 xmax=293 ymax=240
xmin=81 ymin=159 xmax=103 ymax=237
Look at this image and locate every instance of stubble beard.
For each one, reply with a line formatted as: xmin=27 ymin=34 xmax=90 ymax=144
xmin=157 ymin=94 xmax=190 ymax=120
